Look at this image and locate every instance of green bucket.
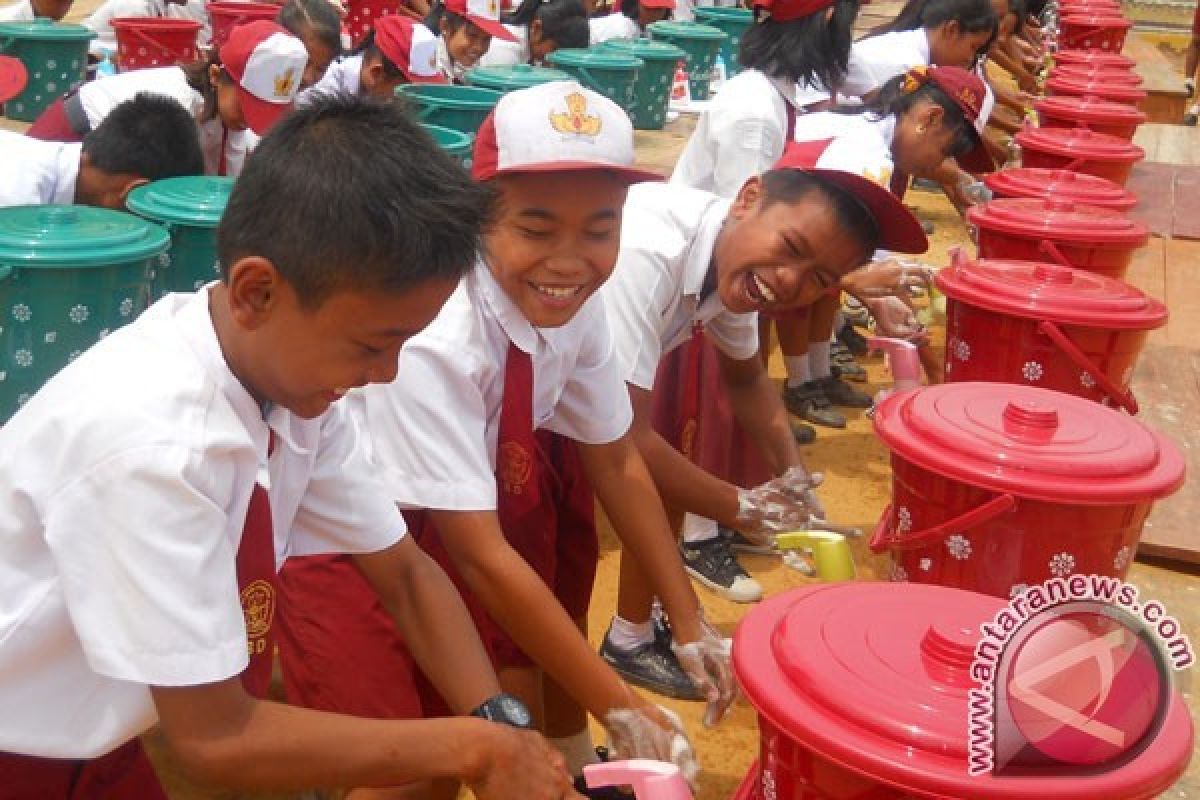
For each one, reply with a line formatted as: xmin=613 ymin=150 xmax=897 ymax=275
xmin=423 ymin=123 xmax=475 ymax=167
xmin=0 ymin=205 xmax=168 ymax=422
xmin=600 ymin=37 xmax=685 ymax=130
xmin=692 ymin=7 xmax=752 ymax=76
xmin=547 ymin=47 xmax=643 ymax=119
xmin=466 ymin=63 xmax=573 ymax=93
xmin=396 ymin=84 xmax=502 ymax=136
xmin=647 ymin=20 xmax=725 ymax=100
xmin=0 ymin=19 xmax=94 ymax=122
xmin=126 ymin=176 xmax=235 ymax=298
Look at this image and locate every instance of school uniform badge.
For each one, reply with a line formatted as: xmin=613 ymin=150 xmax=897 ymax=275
xmin=498 ymin=441 xmax=533 ymax=494
xmin=241 ymin=578 xmax=276 ymax=652
xmin=549 ymin=92 xmax=603 ymax=137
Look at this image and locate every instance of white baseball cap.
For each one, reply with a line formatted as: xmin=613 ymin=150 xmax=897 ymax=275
xmin=223 ymin=20 xmax=309 ymax=135
xmin=444 ymin=0 xmax=518 ymax=42
xmin=472 ymin=80 xmax=661 ymax=184
xmin=374 ymin=15 xmax=446 ymax=84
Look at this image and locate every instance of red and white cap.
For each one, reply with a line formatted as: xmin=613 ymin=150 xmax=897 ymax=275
xmin=223 ymin=20 xmax=309 ymax=136
xmin=753 ymin=0 xmax=836 ymax=22
xmin=774 ymin=143 xmax=929 ymax=254
xmin=0 ymin=55 xmax=27 ymax=104
xmin=640 ymin=0 xmax=676 ymax=9
xmin=444 ymin=0 xmax=519 ymax=42
xmin=473 ymin=80 xmax=662 ymax=184
xmin=900 ymin=65 xmax=995 ymax=173
xmin=375 ymin=15 xmax=447 ymax=83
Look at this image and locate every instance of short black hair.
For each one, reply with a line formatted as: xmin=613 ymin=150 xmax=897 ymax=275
xmin=82 ymin=93 xmax=205 ymax=180
xmin=760 ymin=168 xmax=880 ymax=259
xmin=842 ymin=72 xmax=978 ymax=158
xmin=505 ymin=0 xmax=589 ymax=48
xmin=217 ymin=95 xmax=494 ymax=306
xmin=739 ymin=0 xmax=860 ymax=91
xmin=277 ymin=0 xmax=344 ymax=57
xmin=355 ymin=29 xmax=405 ymax=80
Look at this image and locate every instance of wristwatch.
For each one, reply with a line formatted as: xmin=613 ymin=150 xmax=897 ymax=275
xmin=469 ymin=692 xmax=534 ymax=730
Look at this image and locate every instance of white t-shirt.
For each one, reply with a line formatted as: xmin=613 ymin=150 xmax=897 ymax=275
xmin=0 ymin=131 xmax=80 ymax=206
xmin=791 ymin=110 xmax=896 ymax=187
xmin=434 ymin=34 xmax=467 ymax=83
xmin=296 ymin=52 xmax=363 ymax=106
xmin=0 ymin=289 xmax=404 ymax=760
xmin=602 ymin=182 xmax=758 ymax=390
xmin=351 ymin=260 xmax=633 ymax=512
xmin=83 ymin=0 xmax=210 ymax=55
xmin=588 ymin=12 xmax=639 ymax=44
xmin=670 ymin=68 xmax=830 ymax=199
xmin=478 ymin=24 xmax=528 ymax=67
xmin=840 ymin=28 xmax=931 ymax=99
xmin=0 ymin=0 xmax=34 ymax=22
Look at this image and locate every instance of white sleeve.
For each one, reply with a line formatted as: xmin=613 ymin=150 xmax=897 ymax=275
xmin=840 ymin=39 xmax=910 ymax=98
xmin=0 ymin=0 xmax=34 ymax=22
xmin=287 ymin=405 xmax=407 ymax=558
xmin=545 ymin=296 xmax=634 ymax=444
xmin=704 ymin=310 xmax=759 ymax=361
xmin=360 ymin=345 xmax=499 ymax=512
xmin=711 ymin=110 xmax=787 ymax=199
xmin=479 ymin=37 xmax=523 ymax=67
xmin=43 ymin=444 xmax=248 ymax=687
xmin=603 ymin=246 xmax=672 ymax=390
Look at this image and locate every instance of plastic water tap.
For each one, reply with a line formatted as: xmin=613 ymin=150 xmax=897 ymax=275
xmin=775 ymin=529 xmax=857 ymax=581
xmin=584 ymin=760 xmax=693 ymax=800
xmin=868 ymin=336 xmax=922 ymax=408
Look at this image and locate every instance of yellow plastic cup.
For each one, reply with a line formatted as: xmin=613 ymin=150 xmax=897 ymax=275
xmin=775 ymin=530 xmax=857 ymax=582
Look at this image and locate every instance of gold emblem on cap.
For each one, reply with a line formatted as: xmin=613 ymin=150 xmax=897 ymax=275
xmin=274 ymin=67 xmax=297 ymax=98
xmin=958 ymin=86 xmax=979 ymax=112
xmin=549 ymin=91 xmax=602 ymax=137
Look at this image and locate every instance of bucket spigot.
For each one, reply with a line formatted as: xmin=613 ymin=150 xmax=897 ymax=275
xmin=775 ymin=529 xmax=857 ymax=581
xmin=584 ymin=760 xmax=693 ymax=800
xmin=868 ymin=337 xmax=922 ymax=410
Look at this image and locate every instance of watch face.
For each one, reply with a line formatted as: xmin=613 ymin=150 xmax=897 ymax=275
xmin=496 ymin=695 xmax=533 ymax=728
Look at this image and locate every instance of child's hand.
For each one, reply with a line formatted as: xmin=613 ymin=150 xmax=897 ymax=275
xmin=604 ymin=704 xmax=698 ymax=786
xmin=466 ymin=722 xmax=582 ymax=800
xmin=866 ymin=296 xmax=929 ymax=343
xmin=671 ymin=615 xmax=738 ymax=727
xmin=840 ymin=259 xmax=935 ymax=300
xmin=735 ymin=468 xmax=825 ymax=541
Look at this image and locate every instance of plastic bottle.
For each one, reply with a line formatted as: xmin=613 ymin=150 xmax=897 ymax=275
xmin=670 ymin=60 xmax=691 ymax=105
xmin=709 ymin=53 xmax=726 ymax=93
xmin=97 ymin=49 xmax=117 ymax=77
xmin=868 ymin=336 xmax=922 ymax=408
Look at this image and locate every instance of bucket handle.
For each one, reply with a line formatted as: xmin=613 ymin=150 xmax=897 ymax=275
xmin=1037 ymin=319 xmax=1139 ymax=413
xmin=1036 ymin=238 xmax=1077 ymax=269
xmin=868 ymin=494 xmax=1017 ymax=553
xmin=125 ymin=25 xmax=188 ymax=52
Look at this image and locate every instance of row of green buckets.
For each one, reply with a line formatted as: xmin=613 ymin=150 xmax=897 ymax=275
xmin=0 ymin=18 xmax=93 ymax=122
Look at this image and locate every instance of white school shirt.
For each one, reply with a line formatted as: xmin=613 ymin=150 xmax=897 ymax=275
xmin=83 ymin=0 xmax=210 ymax=55
xmin=0 ymin=0 xmax=34 ymax=22
xmin=434 ymin=34 xmax=467 ymax=83
xmin=296 ymin=52 xmax=363 ymax=106
xmin=351 ymin=260 xmax=633 ymax=511
xmin=478 ymin=24 xmax=528 ymax=67
xmin=588 ymin=12 xmax=639 ymax=44
xmin=670 ymin=68 xmax=830 ymax=199
xmin=0 ymin=130 xmax=79 ymax=206
xmin=0 ymin=289 xmax=404 ymax=760
xmin=791 ymin=110 xmax=896 ymax=186
xmin=602 ymin=182 xmax=758 ymax=390
xmin=840 ymin=28 xmax=931 ymax=99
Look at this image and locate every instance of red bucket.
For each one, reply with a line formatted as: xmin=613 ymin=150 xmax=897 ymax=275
xmin=967 ymin=197 xmax=1149 ymax=279
xmin=734 ymin=583 xmax=1194 ymax=799
xmin=1049 ymin=64 xmax=1144 ymax=87
xmin=1058 ymin=13 xmax=1133 ymax=50
xmin=984 ymin=167 xmax=1137 ymax=211
xmin=869 ymin=384 xmax=1184 ymax=598
xmin=1045 ymin=74 xmax=1148 ymax=107
xmin=936 ymin=256 xmax=1166 ymax=413
xmin=112 ymin=17 xmax=201 ymax=71
xmin=1015 ymin=126 xmax=1144 ymax=185
xmin=1035 ymin=94 xmax=1147 ymax=140
xmin=207 ymin=1 xmax=281 ymax=49
xmin=1054 ymin=48 xmax=1136 ymax=70
xmin=344 ymin=0 xmax=398 ymax=46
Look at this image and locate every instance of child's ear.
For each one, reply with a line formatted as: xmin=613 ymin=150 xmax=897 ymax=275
xmin=208 ymin=62 xmax=222 ymax=88
xmin=529 ymin=18 xmax=543 ymax=42
xmin=920 ymin=103 xmax=945 ymax=132
xmin=226 ymin=256 xmax=286 ymax=329
xmin=729 ymin=175 xmax=764 ymax=219
xmin=118 ymin=177 xmax=149 ymax=204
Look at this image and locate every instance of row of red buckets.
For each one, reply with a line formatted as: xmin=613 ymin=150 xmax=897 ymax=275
xmin=725 ymin=12 xmax=1194 ymax=800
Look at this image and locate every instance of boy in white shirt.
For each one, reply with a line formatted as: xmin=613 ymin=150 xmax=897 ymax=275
xmin=0 ymin=93 xmax=204 ymax=209
xmin=0 ymin=95 xmax=577 ymax=800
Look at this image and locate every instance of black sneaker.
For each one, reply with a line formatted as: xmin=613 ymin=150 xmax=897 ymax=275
xmin=836 ymin=323 xmax=869 ymax=356
xmin=600 ymin=624 xmax=703 ymax=701
xmin=723 ymin=525 xmax=775 ymax=556
xmin=818 ymin=374 xmax=873 ymax=409
xmin=783 ymin=382 xmax=846 ymax=429
xmin=680 ymin=536 xmax=763 ymax=603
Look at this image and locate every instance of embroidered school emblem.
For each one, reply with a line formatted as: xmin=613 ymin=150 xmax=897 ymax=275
xmin=548 ymin=92 xmax=603 ymax=137
xmin=899 ymin=65 xmax=929 ymax=94
xmin=498 ymin=441 xmax=533 ymax=494
xmin=680 ymin=418 xmax=698 ymax=459
xmin=240 ymin=579 xmax=276 ymax=640
xmin=273 ymin=68 xmax=297 ymax=99
xmin=958 ymin=86 xmax=980 ymax=115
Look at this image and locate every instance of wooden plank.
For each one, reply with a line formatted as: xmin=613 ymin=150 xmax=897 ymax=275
xmin=1123 ymin=32 xmax=1189 ymax=123
xmin=1163 ymin=236 xmax=1200 ymax=346
xmin=1151 ymin=124 xmax=1200 ymax=166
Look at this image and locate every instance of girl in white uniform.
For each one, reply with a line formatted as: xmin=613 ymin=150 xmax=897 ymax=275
xmin=587 ymin=0 xmax=673 ymax=44
xmin=478 ymin=0 xmax=589 ymax=66
xmin=26 ymin=21 xmax=308 ymax=177
xmin=82 ymin=0 xmax=211 ymax=57
xmin=277 ymin=0 xmax=345 ymax=89
xmin=427 ymin=0 xmax=517 ymax=83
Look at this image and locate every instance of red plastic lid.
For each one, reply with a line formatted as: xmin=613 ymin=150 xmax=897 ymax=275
xmin=1016 ymin=126 xmax=1144 ymax=163
xmin=1054 ymin=49 xmax=1136 ymax=69
xmin=734 ymin=583 xmax=1195 ymax=799
xmin=1059 ymin=12 xmax=1133 ymax=27
xmin=935 ymin=257 xmax=1167 ymax=329
xmin=1046 ymin=74 xmax=1147 ymax=104
xmin=1035 ymin=94 xmax=1147 ymax=126
xmin=873 ymin=382 xmax=1185 ymax=503
xmin=967 ymin=196 xmax=1149 ymax=244
xmin=983 ymin=167 xmax=1137 ymax=211
xmin=1050 ymin=65 xmax=1144 ymax=87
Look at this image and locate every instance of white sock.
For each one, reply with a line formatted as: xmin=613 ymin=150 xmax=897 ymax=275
xmin=784 ymin=355 xmax=811 ymax=388
xmin=682 ymin=513 xmax=720 ymax=543
xmin=550 ymin=729 xmax=600 ymax=776
xmin=809 ymin=341 xmax=832 ymax=380
xmin=607 ymin=614 xmax=655 ymax=651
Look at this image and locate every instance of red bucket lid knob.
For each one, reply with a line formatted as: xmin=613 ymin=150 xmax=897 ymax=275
xmin=1002 ymin=398 xmax=1060 ymax=442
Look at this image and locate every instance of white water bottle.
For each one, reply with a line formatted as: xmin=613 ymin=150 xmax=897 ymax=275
xmin=709 ymin=53 xmax=727 ymax=93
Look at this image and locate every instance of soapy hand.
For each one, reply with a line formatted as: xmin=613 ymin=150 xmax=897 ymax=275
xmin=670 ymin=615 xmax=737 ymax=727
xmin=866 ymin=296 xmax=929 ymax=343
xmin=604 ymin=705 xmax=698 ymax=786
xmin=735 ymin=467 xmax=825 ymax=545
xmin=840 ymin=259 xmax=934 ymax=300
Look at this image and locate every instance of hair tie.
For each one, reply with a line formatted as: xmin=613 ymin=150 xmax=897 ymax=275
xmin=899 ymin=65 xmax=930 ymax=94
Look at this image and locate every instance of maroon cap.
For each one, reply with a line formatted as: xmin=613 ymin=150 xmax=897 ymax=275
xmin=774 ymin=143 xmax=930 ymax=254
xmin=0 ymin=55 xmax=28 ymax=104
xmin=901 ymin=65 xmax=995 ymax=173
xmin=753 ymin=0 xmax=836 ymax=22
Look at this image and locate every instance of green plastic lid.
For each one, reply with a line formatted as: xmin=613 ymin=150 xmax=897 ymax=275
xmin=693 ymin=7 xmax=753 ymax=21
xmin=0 ymin=17 xmax=96 ymax=41
xmin=600 ymin=36 xmax=686 ymax=62
xmin=0 ymin=205 xmax=169 ymax=268
xmin=466 ymin=63 xmax=572 ymax=90
xmin=547 ymin=47 xmax=643 ymax=70
xmin=396 ymin=83 xmax=502 ymax=106
xmin=647 ymin=20 xmax=727 ymax=41
xmin=126 ymin=176 xmax=235 ymax=229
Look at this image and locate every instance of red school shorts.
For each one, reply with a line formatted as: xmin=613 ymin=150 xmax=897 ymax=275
xmin=0 ymin=739 xmax=166 ymax=800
